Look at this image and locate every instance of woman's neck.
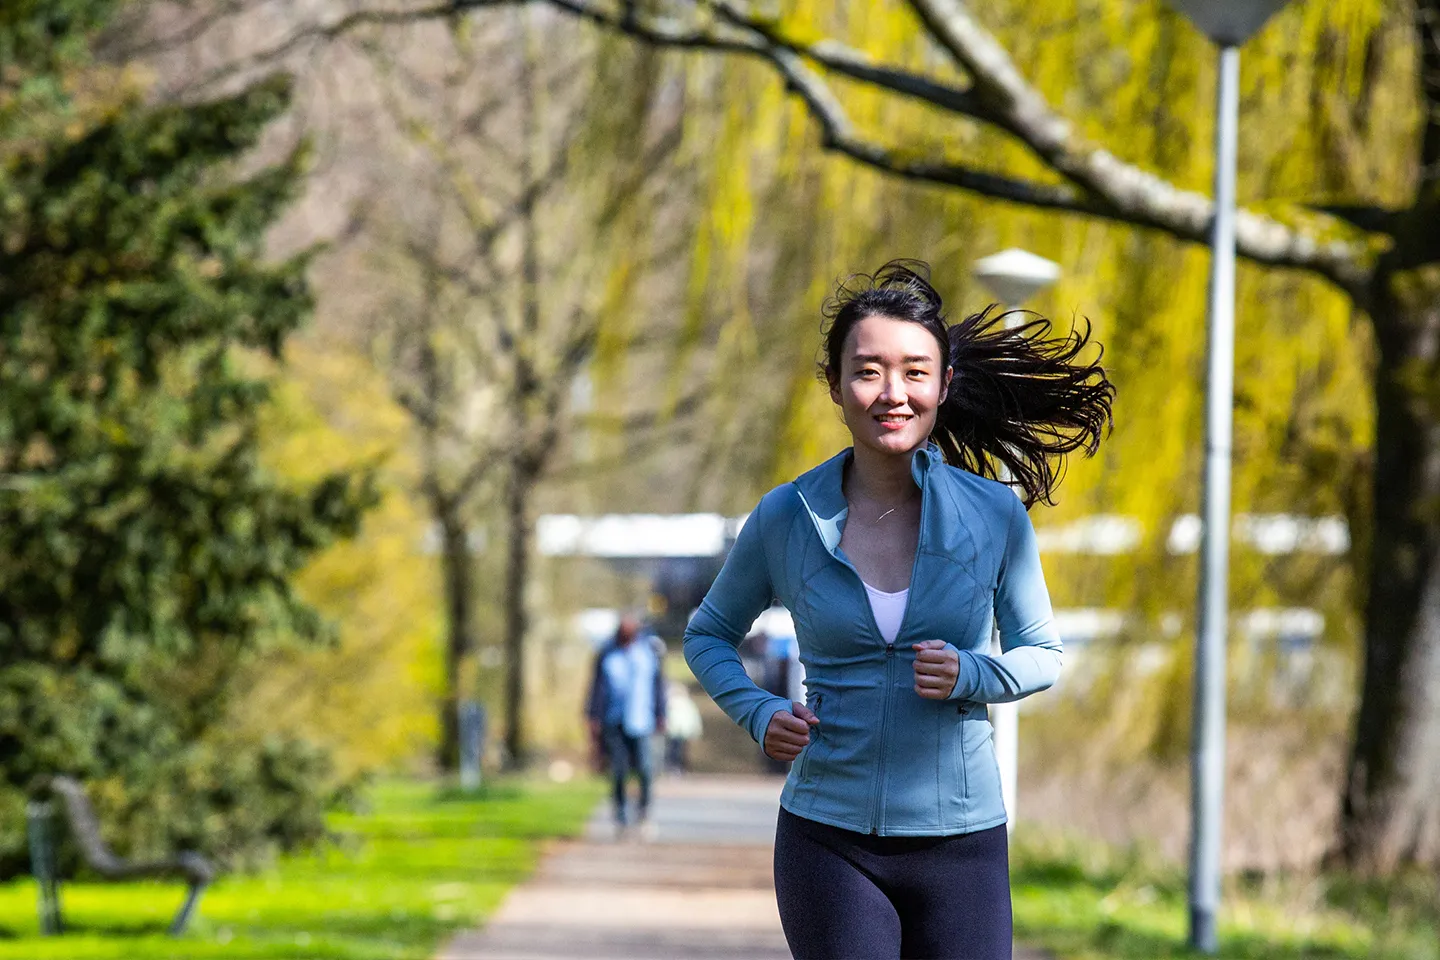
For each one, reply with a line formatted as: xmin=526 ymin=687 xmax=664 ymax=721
xmin=846 ymin=442 xmax=922 ymax=506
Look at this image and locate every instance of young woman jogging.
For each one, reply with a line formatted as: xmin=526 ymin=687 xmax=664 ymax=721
xmin=684 ymin=261 xmax=1114 ymax=960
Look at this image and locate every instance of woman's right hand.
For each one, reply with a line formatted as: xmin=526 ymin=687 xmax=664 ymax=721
xmin=764 ymin=701 xmax=820 ymax=762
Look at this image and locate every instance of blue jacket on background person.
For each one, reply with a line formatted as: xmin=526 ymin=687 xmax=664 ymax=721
xmin=683 ymin=443 xmax=1062 ymax=836
xmin=587 ymin=630 xmax=666 ymax=737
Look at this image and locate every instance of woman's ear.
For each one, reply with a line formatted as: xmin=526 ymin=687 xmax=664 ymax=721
xmin=828 ymin=370 xmax=842 ymax=406
xmin=940 ymin=366 xmax=954 ymax=405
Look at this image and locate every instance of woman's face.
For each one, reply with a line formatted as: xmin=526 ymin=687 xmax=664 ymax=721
xmin=830 ymin=314 xmax=951 ymax=459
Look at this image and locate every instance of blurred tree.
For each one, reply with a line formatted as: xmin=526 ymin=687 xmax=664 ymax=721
xmin=0 ymin=3 xmax=374 ymax=873
xmin=354 ymin=10 xmax=680 ymax=768
xmin=242 ymin=340 xmax=441 ymax=781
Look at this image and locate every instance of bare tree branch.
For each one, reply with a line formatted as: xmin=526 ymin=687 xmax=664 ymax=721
xmin=536 ymin=1 xmax=1113 ymax=220
xmin=708 ymin=0 xmax=989 ymax=121
xmin=392 ymin=382 xmax=440 ymax=430
xmin=562 ymin=0 xmax=1377 ymax=290
xmin=903 ymin=0 xmax=1373 ymax=291
xmin=451 ymin=447 xmax=500 ymax=503
xmin=576 ymin=389 xmax=705 ymax=433
xmin=179 ymin=0 xmax=748 ymax=93
xmin=755 ymin=43 xmax=1110 ymax=215
xmin=364 ymin=0 xmax=1381 ymax=290
xmin=103 ymin=0 xmax=252 ymax=61
xmin=180 ymin=2 xmax=470 ymax=93
xmin=140 ymin=0 xmax=1388 ymax=293
xmin=595 ymin=0 xmax=1377 ymax=290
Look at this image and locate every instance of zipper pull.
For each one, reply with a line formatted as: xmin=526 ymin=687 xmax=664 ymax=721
xmin=885 ymin=643 xmax=895 ymax=658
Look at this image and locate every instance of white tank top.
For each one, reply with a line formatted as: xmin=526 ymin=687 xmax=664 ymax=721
xmin=862 ymin=581 xmax=910 ymax=645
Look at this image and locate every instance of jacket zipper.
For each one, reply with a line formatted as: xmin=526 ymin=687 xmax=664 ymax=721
xmin=870 ymin=640 xmax=896 ymax=833
xmin=793 ymin=454 xmax=932 ymax=836
xmin=868 ymin=474 xmax=929 ymax=833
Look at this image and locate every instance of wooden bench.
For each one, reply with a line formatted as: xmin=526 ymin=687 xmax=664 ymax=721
xmin=27 ymin=776 xmax=216 ymax=935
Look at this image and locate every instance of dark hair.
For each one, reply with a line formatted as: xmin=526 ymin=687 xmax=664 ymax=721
xmin=820 ymin=259 xmax=1115 ymax=507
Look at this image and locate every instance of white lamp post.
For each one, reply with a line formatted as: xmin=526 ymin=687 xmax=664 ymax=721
xmin=974 ymin=249 xmax=1062 ymax=309
xmin=973 ymin=247 xmax=1062 ymax=835
xmin=1165 ymin=0 xmax=1293 ymax=952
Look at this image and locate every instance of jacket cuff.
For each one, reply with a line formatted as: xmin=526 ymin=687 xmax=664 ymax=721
xmin=945 ymin=645 xmax=980 ymax=701
xmin=749 ymin=697 xmax=792 ymax=744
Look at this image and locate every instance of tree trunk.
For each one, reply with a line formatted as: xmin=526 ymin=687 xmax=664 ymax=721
xmin=502 ymin=465 xmax=535 ymax=768
xmin=1338 ymin=264 xmax=1440 ymax=872
xmin=435 ymin=507 xmax=476 ymax=773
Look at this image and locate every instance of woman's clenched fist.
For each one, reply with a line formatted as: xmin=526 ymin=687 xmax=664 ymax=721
xmin=913 ymin=640 xmax=959 ymax=699
xmin=764 ymin=701 xmax=820 ymax=762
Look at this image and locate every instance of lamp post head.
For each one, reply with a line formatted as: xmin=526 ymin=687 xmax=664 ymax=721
xmin=1166 ymin=0 xmax=1293 ymax=46
xmin=973 ymin=248 xmax=1061 ymax=308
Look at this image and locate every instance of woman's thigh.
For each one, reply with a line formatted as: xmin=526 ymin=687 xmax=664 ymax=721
xmin=773 ymin=810 xmax=902 ymax=960
xmin=892 ymin=824 xmax=1013 ymax=960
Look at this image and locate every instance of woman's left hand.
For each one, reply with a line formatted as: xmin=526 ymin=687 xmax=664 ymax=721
xmin=912 ymin=640 xmax=959 ymax=699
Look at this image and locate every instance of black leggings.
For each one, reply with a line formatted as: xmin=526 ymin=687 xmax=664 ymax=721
xmin=773 ymin=808 xmax=1012 ymax=960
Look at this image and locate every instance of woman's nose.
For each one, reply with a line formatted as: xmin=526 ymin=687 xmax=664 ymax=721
xmin=879 ymin=372 xmax=907 ymax=403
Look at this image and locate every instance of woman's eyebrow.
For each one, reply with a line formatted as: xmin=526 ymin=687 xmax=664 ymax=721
xmin=850 ymin=353 xmax=936 ymax=364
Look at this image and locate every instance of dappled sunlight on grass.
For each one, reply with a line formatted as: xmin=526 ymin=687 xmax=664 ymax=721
xmin=0 ymin=777 xmax=603 ymax=960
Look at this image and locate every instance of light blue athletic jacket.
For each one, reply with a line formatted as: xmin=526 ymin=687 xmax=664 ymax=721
xmin=683 ymin=444 xmax=1062 ymax=836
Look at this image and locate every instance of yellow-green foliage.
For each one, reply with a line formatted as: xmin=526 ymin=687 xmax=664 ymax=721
xmin=244 ymin=340 xmax=442 ymax=777
xmin=667 ymin=0 xmax=1410 ymax=750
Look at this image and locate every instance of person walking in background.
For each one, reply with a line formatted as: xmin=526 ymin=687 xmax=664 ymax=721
xmin=586 ymin=614 xmax=666 ymax=837
xmin=663 ymin=680 xmax=703 ymax=775
xmin=684 ymin=261 xmax=1114 ymax=959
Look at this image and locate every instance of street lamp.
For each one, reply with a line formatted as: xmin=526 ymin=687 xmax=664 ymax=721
xmin=974 ymin=248 xmax=1061 ymax=309
xmin=973 ymin=247 xmax=1062 ymax=834
xmin=1165 ymin=0 xmax=1294 ymax=952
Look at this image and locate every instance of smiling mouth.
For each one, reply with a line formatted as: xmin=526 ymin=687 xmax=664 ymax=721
xmin=875 ymin=413 xmax=913 ymax=427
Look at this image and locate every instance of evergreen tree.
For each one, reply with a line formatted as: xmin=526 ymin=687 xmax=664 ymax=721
xmin=0 ymin=4 xmax=375 ymax=874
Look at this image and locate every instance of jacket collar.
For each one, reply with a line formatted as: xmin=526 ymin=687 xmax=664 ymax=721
xmin=792 ymin=443 xmax=942 ymax=553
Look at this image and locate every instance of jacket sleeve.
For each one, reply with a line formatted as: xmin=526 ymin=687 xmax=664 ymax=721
xmin=948 ymin=491 xmax=1063 ymax=703
xmin=585 ymin=648 xmax=609 ymax=722
xmin=683 ymin=492 xmax=792 ymax=744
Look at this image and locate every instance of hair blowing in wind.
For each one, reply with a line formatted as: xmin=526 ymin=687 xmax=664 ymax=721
xmin=821 ymin=260 xmax=1115 ymax=507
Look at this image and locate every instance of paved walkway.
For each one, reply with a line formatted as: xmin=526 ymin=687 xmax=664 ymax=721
xmin=438 ymin=774 xmax=1048 ymax=960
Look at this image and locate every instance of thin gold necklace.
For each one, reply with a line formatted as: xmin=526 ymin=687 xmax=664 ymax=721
xmin=852 ymin=491 xmax=910 ymax=525
xmin=846 ymin=467 xmax=914 ymax=524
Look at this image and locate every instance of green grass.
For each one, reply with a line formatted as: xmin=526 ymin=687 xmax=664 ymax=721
xmin=1012 ymin=833 xmax=1440 ymax=960
xmin=7 ymin=777 xmax=1433 ymax=960
xmin=0 ymin=776 xmax=604 ymax=959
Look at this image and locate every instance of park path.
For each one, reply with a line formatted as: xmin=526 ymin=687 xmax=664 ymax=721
xmin=437 ymin=774 xmax=1050 ymax=960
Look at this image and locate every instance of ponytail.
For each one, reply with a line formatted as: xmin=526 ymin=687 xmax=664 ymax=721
xmin=935 ymin=306 xmax=1114 ymax=507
